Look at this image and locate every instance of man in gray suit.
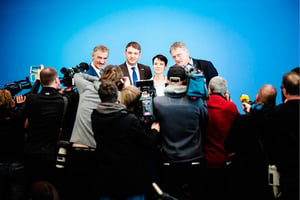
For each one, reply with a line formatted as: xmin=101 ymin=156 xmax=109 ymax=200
xmin=119 ymin=41 xmax=152 ymax=86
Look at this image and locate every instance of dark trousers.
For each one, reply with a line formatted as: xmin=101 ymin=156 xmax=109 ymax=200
xmin=0 ymin=162 xmax=26 ymax=200
xmin=24 ymin=154 xmax=64 ymax=199
xmin=206 ymin=167 xmax=231 ymax=200
xmin=161 ymin=160 xmax=207 ymax=200
xmin=66 ymin=148 xmax=97 ymax=200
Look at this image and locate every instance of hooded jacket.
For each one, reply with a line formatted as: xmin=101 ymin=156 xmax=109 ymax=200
xmin=91 ymin=102 xmax=158 ymax=197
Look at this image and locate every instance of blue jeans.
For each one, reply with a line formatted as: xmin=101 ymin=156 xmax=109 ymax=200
xmin=100 ymin=194 xmax=145 ymax=200
xmin=0 ymin=162 xmax=26 ymax=200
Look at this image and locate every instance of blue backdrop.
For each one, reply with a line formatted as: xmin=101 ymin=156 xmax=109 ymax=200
xmin=0 ymin=0 xmax=299 ymax=112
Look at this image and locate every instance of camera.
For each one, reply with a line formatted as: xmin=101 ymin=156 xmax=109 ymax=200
xmin=136 ymin=80 xmax=156 ymax=130
xmin=4 ymin=77 xmax=32 ymax=96
xmin=60 ymin=62 xmax=89 ymax=87
xmin=56 ymin=140 xmax=71 ymax=169
xmin=268 ymin=165 xmax=280 ymax=186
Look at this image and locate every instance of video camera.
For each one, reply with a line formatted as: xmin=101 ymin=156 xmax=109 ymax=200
xmin=60 ymin=62 xmax=89 ymax=87
xmin=4 ymin=77 xmax=32 ymax=96
xmin=136 ymin=80 xmax=156 ymax=130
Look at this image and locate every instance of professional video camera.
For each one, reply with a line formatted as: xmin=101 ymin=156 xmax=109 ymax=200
xmin=4 ymin=77 xmax=32 ymax=96
xmin=60 ymin=62 xmax=89 ymax=87
xmin=136 ymin=80 xmax=156 ymax=130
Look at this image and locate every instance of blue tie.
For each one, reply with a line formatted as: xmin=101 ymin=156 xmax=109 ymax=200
xmin=132 ymin=67 xmax=138 ymax=86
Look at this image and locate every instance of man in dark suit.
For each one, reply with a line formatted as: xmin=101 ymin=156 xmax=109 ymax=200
xmin=119 ymin=41 xmax=152 ymax=86
xmin=85 ymin=45 xmax=109 ymax=77
xmin=169 ymin=41 xmax=218 ymax=86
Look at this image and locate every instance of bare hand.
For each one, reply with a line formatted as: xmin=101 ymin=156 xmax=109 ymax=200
xmin=15 ymin=95 xmax=26 ymax=104
xmin=151 ymin=122 xmax=160 ymax=132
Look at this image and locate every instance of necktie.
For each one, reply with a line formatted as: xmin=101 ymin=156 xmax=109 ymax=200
xmin=132 ymin=67 xmax=138 ymax=86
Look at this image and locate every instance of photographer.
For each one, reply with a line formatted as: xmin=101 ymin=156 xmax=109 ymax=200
xmin=224 ymin=84 xmax=277 ymax=200
xmin=152 ymin=66 xmax=209 ymax=200
xmin=17 ymin=67 xmax=70 ymax=199
xmin=0 ymin=89 xmax=27 ymax=200
xmin=67 ymin=65 xmax=124 ymax=200
xmin=91 ymin=82 xmax=159 ymax=200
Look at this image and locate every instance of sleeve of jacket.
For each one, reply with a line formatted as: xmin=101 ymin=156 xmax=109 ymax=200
xmin=74 ymin=73 xmax=99 ymax=94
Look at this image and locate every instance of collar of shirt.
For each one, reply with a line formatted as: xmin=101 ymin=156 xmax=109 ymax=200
xmin=91 ymin=63 xmax=101 ymax=76
xmin=185 ymin=58 xmax=194 ymax=72
xmin=126 ymin=62 xmax=140 ymax=81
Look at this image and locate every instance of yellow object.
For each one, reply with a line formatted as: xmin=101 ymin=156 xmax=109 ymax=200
xmin=240 ymin=94 xmax=250 ymax=103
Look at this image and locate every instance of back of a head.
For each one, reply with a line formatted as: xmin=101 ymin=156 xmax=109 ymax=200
xmin=0 ymin=89 xmax=14 ymax=117
xmin=208 ymin=76 xmax=227 ymax=96
xmin=256 ymin=84 xmax=277 ymax=105
xmin=101 ymin=65 xmax=123 ymax=83
xmin=30 ymin=181 xmax=60 ymax=200
xmin=119 ymin=86 xmax=141 ymax=112
xmin=40 ymin=67 xmax=58 ymax=86
xmin=167 ymin=65 xmax=187 ymax=84
xmin=98 ymin=80 xmax=119 ymax=103
xmin=282 ymin=71 xmax=300 ymax=96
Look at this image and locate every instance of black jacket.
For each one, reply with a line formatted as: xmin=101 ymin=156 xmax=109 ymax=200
xmin=91 ymin=102 xmax=158 ymax=197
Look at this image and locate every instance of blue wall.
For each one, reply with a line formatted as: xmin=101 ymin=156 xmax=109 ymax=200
xmin=0 ymin=0 xmax=299 ymax=112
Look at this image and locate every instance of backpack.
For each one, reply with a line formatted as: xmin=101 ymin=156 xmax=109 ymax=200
xmin=186 ymin=69 xmax=209 ymax=99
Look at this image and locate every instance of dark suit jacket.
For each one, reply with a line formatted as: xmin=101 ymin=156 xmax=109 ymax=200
xmin=84 ymin=64 xmax=99 ymax=77
xmin=119 ymin=62 xmax=152 ymax=85
xmin=192 ymin=58 xmax=218 ymax=86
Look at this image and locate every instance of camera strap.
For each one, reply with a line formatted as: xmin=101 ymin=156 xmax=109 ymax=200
xmin=58 ymin=96 xmax=68 ymax=140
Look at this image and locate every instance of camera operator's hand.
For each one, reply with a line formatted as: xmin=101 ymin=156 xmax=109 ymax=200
xmin=242 ymin=102 xmax=251 ymax=114
xmin=15 ymin=95 xmax=26 ymax=104
xmin=123 ymin=76 xmax=131 ymax=87
xmin=151 ymin=122 xmax=160 ymax=132
xmin=37 ymin=65 xmax=44 ymax=80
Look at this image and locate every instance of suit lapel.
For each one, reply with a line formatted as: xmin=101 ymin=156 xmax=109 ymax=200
xmin=138 ymin=64 xmax=144 ymax=80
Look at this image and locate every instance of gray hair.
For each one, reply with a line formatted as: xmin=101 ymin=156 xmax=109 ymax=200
xmin=208 ymin=76 xmax=227 ymax=96
xmin=170 ymin=41 xmax=187 ymax=53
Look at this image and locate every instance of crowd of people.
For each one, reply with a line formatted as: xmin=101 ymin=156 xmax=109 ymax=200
xmin=0 ymin=41 xmax=299 ymax=200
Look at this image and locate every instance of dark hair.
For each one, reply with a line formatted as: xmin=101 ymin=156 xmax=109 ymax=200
xmin=30 ymin=181 xmax=60 ymax=200
xmin=282 ymin=71 xmax=300 ymax=95
xmin=152 ymin=54 xmax=168 ymax=66
xmin=167 ymin=65 xmax=187 ymax=82
xmin=98 ymin=80 xmax=119 ymax=103
xmin=125 ymin=41 xmax=141 ymax=52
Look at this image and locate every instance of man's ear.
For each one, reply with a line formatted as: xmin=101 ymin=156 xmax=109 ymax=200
xmin=208 ymin=88 xmax=212 ymax=95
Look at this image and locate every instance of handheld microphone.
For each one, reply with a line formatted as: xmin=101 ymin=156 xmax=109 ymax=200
xmin=240 ymin=94 xmax=250 ymax=103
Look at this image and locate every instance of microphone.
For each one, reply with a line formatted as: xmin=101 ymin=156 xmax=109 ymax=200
xmin=240 ymin=94 xmax=252 ymax=104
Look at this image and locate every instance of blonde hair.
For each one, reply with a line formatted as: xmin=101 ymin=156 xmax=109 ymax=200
xmin=0 ymin=89 xmax=14 ymax=117
xmin=119 ymin=86 xmax=141 ymax=111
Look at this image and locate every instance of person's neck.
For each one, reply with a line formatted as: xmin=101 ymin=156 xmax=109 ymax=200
xmin=284 ymin=95 xmax=300 ymax=102
xmin=153 ymin=73 xmax=165 ymax=85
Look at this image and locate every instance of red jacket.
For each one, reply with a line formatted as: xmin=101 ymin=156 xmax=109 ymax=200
xmin=203 ymin=94 xmax=240 ymax=168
